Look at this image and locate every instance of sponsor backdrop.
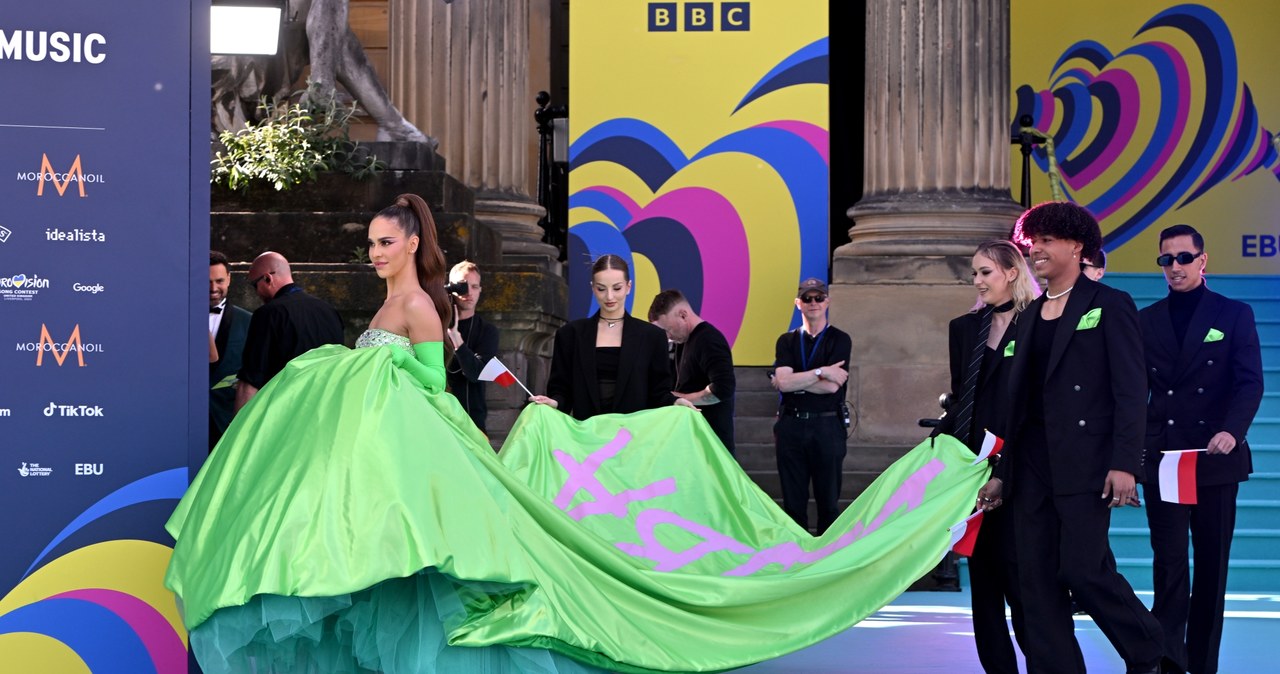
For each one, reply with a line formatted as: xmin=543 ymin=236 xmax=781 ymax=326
xmin=568 ymin=1 xmax=829 ymax=365
xmin=0 ymin=3 xmax=209 ymax=673
xmin=1012 ymin=1 xmax=1280 ymax=274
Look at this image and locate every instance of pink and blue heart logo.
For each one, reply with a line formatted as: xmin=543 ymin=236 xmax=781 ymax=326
xmin=569 ymin=38 xmax=830 ymax=343
xmin=1013 ymin=4 xmax=1279 ymax=249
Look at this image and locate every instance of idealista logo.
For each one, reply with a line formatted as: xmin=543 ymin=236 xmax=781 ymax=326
xmin=0 ymin=224 xmax=11 ymax=243
xmin=0 ymin=273 xmax=50 ymax=302
xmin=0 ymin=28 xmax=106 ymax=63
xmin=18 ymin=462 xmax=53 ymax=478
xmin=45 ymin=402 xmax=104 ymax=417
xmin=16 ymin=323 xmax=103 ymax=367
xmin=16 ymin=154 xmax=106 ymax=197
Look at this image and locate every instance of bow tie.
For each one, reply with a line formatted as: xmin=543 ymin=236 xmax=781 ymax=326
xmin=210 ymin=305 xmax=224 ymax=314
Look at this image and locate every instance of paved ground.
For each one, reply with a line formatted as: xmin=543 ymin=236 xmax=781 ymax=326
xmin=740 ymin=589 xmax=1280 ymax=673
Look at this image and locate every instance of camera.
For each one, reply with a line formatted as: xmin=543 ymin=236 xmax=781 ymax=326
xmin=444 ymin=280 xmax=469 ymax=296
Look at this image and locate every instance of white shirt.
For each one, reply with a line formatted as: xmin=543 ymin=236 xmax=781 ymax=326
xmin=209 ymin=300 xmax=226 ymax=337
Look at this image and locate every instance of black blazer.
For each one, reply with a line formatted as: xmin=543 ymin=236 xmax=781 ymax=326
xmin=210 ymin=303 xmax=252 ymax=446
xmin=546 ymin=313 xmax=675 ymax=420
xmin=935 ymin=308 xmax=1018 ymax=450
xmin=1139 ymin=287 xmax=1263 ymax=486
xmin=999 ymin=275 xmax=1147 ymax=495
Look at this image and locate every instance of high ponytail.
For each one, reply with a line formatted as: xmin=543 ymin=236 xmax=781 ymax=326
xmin=374 ymin=194 xmax=454 ymax=350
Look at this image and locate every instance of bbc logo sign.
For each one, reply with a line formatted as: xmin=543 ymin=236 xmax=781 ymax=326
xmin=649 ymin=2 xmax=750 ymax=32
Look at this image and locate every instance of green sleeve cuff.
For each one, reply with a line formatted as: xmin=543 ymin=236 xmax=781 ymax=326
xmin=391 ymin=341 xmax=446 ymax=393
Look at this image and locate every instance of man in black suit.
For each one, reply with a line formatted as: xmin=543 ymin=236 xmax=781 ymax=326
xmin=1140 ymin=224 xmax=1263 ymax=674
xmin=236 ymin=252 xmax=345 ymax=411
xmin=983 ymin=202 xmax=1165 ymax=673
xmin=770 ymin=278 xmax=852 ymax=535
xmin=209 ymin=251 xmax=252 ymax=450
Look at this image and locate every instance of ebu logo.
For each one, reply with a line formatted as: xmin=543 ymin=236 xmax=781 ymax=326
xmin=15 ymin=154 xmax=106 ymax=197
xmin=648 ymin=2 xmax=750 ymax=32
xmin=16 ymin=323 xmax=103 ymax=367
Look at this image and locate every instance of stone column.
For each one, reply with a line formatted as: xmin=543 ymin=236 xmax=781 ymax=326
xmin=832 ymin=0 xmax=1024 ymax=446
xmin=387 ymin=0 xmax=558 ymax=267
xmin=387 ymin=0 xmax=562 ymax=440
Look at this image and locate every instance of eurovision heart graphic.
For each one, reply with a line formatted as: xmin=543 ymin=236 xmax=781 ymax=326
xmin=568 ymin=38 xmax=830 ymax=346
xmin=10 ymin=274 xmax=27 ymax=288
xmin=0 ymin=468 xmax=189 ymax=673
xmin=1013 ymin=4 xmax=1280 ymax=249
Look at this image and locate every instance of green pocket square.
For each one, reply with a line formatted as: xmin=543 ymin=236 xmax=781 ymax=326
xmin=1204 ymin=328 xmax=1225 ymax=343
xmin=212 ymin=374 xmax=238 ymax=390
xmin=1076 ymin=307 xmax=1102 ymax=331
xmin=1004 ymin=340 xmax=1016 ymax=357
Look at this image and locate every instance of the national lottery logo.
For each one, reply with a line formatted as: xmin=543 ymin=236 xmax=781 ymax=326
xmin=0 ymin=273 xmax=50 ymax=302
xmin=18 ymin=462 xmax=53 ymax=478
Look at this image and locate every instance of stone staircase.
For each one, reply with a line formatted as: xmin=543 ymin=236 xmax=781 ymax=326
xmin=1106 ymin=273 xmax=1280 ymax=592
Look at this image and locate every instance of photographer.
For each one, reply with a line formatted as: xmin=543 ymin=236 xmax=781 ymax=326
xmin=445 ymin=261 xmax=500 ymax=433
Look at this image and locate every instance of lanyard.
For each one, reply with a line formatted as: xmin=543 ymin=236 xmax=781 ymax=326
xmin=797 ymin=326 xmax=826 ymax=371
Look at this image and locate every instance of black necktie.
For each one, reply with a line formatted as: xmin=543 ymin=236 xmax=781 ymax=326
xmin=951 ymin=305 xmax=994 ymax=447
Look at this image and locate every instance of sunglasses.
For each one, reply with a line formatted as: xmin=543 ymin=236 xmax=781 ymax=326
xmin=1156 ymin=251 xmax=1202 ymax=267
xmin=799 ymin=294 xmax=827 ymax=304
xmin=248 ymin=271 xmax=272 ymax=289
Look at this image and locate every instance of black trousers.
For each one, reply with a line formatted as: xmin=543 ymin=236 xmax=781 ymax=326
xmin=1012 ymin=461 xmax=1164 ymax=673
xmin=969 ymin=505 xmax=1031 ymax=673
xmin=1144 ymin=480 xmax=1238 ymax=674
xmin=774 ymin=414 xmax=846 ymax=534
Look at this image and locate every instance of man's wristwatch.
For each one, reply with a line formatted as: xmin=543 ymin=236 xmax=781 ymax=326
xmin=814 ymin=368 xmax=823 ymax=380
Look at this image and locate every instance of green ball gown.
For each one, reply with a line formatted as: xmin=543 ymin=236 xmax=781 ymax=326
xmin=165 ymin=329 xmax=988 ymax=673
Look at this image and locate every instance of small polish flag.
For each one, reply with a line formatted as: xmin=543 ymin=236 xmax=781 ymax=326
xmin=1158 ymin=449 xmax=1204 ymax=505
xmin=479 ymin=358 xmax=518 ymax=387
xmin=947 ymin=510 xmax=984 ymax=558
xmin=971 ymin=429 xmax=1005 ymax=465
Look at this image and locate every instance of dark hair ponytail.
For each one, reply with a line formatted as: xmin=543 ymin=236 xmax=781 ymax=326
xmin=375 ymin=194 xmax=454 ymax=351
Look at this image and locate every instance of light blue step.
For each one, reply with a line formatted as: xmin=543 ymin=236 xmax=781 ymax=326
xmin=1111 ymin=528 xmax=1280 ymax=561
xmin=1241 ymin=472 xmax=1280 ymax=501
xmin=1118 ymin=558 xmax=1280 ymax=592
xmin=1259 ymin=318 xmax=1280 ymax=343
xmin=1252 ymin=444 xmax=1280 ymax=473
xmin=1266 ymin=367 xmax=1280 ymax=392
xmin=1260 ymin=392 xmax=1280 ymax=418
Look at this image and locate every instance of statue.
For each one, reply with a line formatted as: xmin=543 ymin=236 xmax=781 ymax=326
xmin=212 ymin=0 xmax=437 ymax=148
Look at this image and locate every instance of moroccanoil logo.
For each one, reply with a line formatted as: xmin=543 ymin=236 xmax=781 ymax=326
xmin=15 ymin=323 xmax=104 ymax=367
xmin=15 ymin=154 xmax=106 ymax=197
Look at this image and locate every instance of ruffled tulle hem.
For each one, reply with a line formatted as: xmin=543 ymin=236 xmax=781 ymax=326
xmin=190 ymin=568 xmax=609 ymax=674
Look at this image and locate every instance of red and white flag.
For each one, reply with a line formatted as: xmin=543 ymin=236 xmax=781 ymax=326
xmin=971 ymin=429 xmax=1005 ymax=465
xmin=1158 ymin=449 xmax=1204 ymax=505
xmin=479 ymin=358 xmax=528 ymax=395
xmin=947 ymin=510 xmax=985 ymax=558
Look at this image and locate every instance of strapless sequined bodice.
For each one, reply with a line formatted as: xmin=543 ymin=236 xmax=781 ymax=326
xmin=356 ymin=328 xmax=413 ymax=354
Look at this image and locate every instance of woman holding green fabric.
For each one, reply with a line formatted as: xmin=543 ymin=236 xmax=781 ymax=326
xmin=167 ymin=194 xmax=607 ymax=673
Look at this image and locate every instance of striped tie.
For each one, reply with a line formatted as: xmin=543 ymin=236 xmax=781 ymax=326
xmin=951 ymin=305 xmax=994 ymax=447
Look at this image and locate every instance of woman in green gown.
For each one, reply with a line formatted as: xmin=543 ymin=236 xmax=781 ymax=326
xmin=166 ymin=195 xmax=990 ymax=674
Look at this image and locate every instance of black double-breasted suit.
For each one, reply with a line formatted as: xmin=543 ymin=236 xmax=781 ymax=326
xmin=210 ymin=303 xmax=252 ymax=450
xmin=998 ymin=275 xmax=1165 ymax=673
xmin=546 ymin=313 xmax=675 ymax=421
xmin=1139 ymin=285 xmax=1263 ymax=674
